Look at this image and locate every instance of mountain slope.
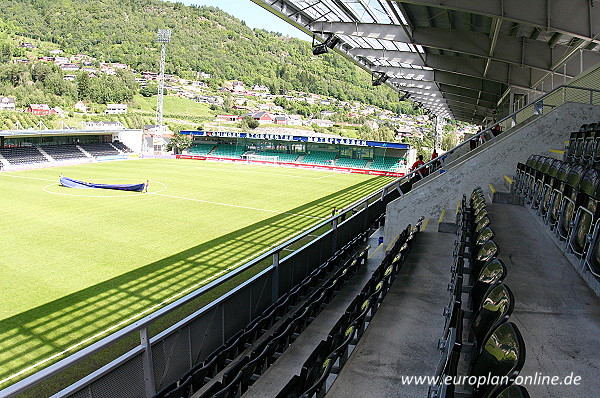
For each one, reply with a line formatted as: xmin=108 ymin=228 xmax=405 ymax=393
xmin=0 ymin=0 xmax=411 ymax=112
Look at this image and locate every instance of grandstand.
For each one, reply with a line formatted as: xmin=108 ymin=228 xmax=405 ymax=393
xmin=188 ymin=143 xmax=216 ymax=156
xmin=334 ymin=157 xmax=368 ymax=169
xmin=369 ymin=156 xmax=405 ymax=172
xmin=3 ymin=1 xmax=600 ymax=398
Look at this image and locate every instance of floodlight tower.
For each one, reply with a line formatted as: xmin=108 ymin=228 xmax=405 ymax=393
xmin=156 ymin=29 xmax=171 ymax=132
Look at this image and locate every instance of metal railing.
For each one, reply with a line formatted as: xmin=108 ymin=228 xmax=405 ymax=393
xmin=403 ymin=85 xmax=600 ymax=186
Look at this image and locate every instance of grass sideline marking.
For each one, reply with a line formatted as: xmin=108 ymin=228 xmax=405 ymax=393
xmin=0 ymin=226 xmax=311 ymax=387
xmin=149 ymin=192 xmax=327 ymax=220
xmin=0 ymin=174 xmax=57 ymax=182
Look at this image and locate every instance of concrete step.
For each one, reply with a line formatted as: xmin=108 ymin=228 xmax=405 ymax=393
xmin=437 ymin=207 xmax=458 ymax=234
xmin=488 ymin=182 xmax=524 ymax=205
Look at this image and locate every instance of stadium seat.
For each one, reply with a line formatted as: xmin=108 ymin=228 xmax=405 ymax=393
xmin=152 ymin=375 xmax=191 ymax=398
xmin=482 ymin=384 xmax=531 ymax=398
xmin=556 ymin=163 xmax=587 ymax=240
xmin=469 ymin=322 xmax=526 ymax=398
xmin=472 ymin=240 xmax=499 ymax=277
xmin=530 ymin=157 xmax=553 ymax=209
xmin=471 ymin=258 xmax=507 ymax=311
xmin=195 ymin=381 xmax=223 ymax=398
xmin=546 ymin=162 xmax=575 ymax=228
xmin=471 ymin=283 xmax=515 ymax=350
xmin=538 ymin=159 xmax=563 ymax=217
xmin=569 ymin=168 xmax=600 ymax=256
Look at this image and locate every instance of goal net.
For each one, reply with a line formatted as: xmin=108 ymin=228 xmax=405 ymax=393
xmin=244 ymin=154 xmax=280 ymax=165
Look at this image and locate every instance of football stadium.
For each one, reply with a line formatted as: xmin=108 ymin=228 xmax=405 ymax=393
xmin=1 ymin=1 xmax=600 ymax=398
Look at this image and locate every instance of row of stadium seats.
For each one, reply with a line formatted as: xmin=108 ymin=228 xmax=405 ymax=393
xmin=254 ymin=150 xmax=299 ymax=163
xmin=514 ymin=155 xmax=600 ymax=280
xmin=79 ymin=143 xmax=120 ymax=157
xmin=300 ymin=150 xmax=337 ymax=165
xmin=40 ymin=144 xmax=88 ymax=160
xmin=208 ymin=145 xmax=246 ymax=159
xmin=334 ymin=157 xmax=368 ymax=169
xmin=429 ymin=188 xmax=530 ymax=398
xmin=369 ymin=155 xmax=405 ymax=172
xmin=0 ymin=146 xmax=48 ymax=165
xmin=152 ymin=227 xmax=379 ymax=398
xmin=565 ymin=122 xmax=600 ymax=166
xmin=189 ymin=143 xmax=216 ymax=156
xmin=275 ymin=220 xmax=423 ymax=397
xmin=0 ymin=142 xmax=132 ymax=166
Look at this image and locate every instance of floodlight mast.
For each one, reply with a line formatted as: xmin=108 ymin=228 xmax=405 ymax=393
xmin=156 ymin=29 xmax=171 ymax=132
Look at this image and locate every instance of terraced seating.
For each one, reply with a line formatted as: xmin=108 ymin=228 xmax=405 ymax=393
xmin=189 ymin=143 xmax=216 ymax=156
xmin=0 ymin=146 xmax=47 ymax=165
xmin=41 ymin=144 xmax=88 ymax=161
xmin=334 ymin=158 xmax=368 ymax=168
xmin=79 ymin=143 xmax=120 ymax=157
xmin=254 ymin=151 xmax=299 ymax=163
xmin=300 ymin=151 xmax=337 ymax=165
xmin=208 ymin=145 xmax=246 ymax=159
xmin=111 ymin=141 xmax=133 ymax=153
xmin=369 ymin=156 xmax=403 ymax=171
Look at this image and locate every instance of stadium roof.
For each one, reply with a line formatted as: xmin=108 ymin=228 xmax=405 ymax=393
xmin=251 ymin=0 xmax=600 ymax=123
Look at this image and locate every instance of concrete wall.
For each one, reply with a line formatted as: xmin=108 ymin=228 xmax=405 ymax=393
xmin=384 ymin=102 xmax=600 ymax=241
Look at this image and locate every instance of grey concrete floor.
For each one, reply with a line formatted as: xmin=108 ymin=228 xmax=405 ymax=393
xmin=488 ymin=203 xmax=600 ymax=398
xmin=327 ymin=220 xmax=455 ymax=398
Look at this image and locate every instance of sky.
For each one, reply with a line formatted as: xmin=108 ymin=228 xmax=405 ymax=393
xmin=176 ymin=0 xmax=310 ymax=40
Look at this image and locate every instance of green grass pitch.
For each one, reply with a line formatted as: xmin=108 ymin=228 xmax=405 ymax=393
xmin=0 ymin=158 xmax=394 ymax=389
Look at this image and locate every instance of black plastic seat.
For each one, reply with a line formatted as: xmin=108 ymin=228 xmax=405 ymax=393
xmin=547 ymin=162 xmax=575 ymax=227
xmin=538 ymin=159 xmax=563 ymax=217
xmin=471 ymin=258 xmax=507 ymax=311
xmin=471 ymin=283 xmax=515 ymax=350
xmin=569 ymin=168 xmax=600 ymax=256
xmin=472 ymin=240 xmax=499 ymax=277
xmin=469 ymin=322 xmax=526 ymax=398
xmin=557 ymin=163 xmax=587 ymax=240
xmin=531 ymin=157 xmax=553 ymax=208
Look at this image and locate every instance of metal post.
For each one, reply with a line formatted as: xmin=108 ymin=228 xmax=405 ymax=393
xmin=580 ymin=48 xmax=584 ymax=74
xmin=331 ymin=217 xmax=339 ymax=253
xmin=363 ymin=198 xmax=370 ymax=231
xmin=564 ymin=63 xmax=567 ymax=84
xmin=140 ymin=327 xmax=156 ymax=398
xmin=590 ymin=90 xmax=594 ymax=105
xmin=272 ymin=251 xmax=280 ymax=302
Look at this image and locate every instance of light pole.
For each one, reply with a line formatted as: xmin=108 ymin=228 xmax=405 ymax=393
xmin=156 ymin=29 xmax=171 ymax=133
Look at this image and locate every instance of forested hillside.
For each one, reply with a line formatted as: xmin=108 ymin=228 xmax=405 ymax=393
xmin=0 ymin=0 xmax=409 ymax=113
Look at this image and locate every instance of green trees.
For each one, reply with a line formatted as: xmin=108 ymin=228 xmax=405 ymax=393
xmin=165 ymin=131 xmax=193 ymax=154
xmin=239 ymin=115 xmax=259 ymax=129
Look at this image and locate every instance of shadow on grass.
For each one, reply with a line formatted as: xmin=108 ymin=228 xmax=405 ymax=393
xmin=0 ymin=176 xmax=390 ymax=392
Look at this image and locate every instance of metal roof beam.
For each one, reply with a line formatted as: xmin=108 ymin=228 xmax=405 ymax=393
xmin=329 ymin=22 xmax=600 ymax=73
xmin=394 ymin=0 xmax=600 ymax=44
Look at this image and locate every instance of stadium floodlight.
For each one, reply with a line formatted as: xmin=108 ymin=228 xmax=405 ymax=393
xmin=156 ymin=29 xmax=172 ymax=134
xmin=372 ymin=72 xmax=389 ymax=87
xmin=312 ymin=35 xmax=340 ymax=55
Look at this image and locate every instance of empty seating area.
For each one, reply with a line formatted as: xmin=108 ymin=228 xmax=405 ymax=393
xmin=79 ymin=143 xmax=120 ymax=157
xmin=208 ymin=145 xmax=246 ymax=159
xmin=152 ymin=224 xmax=386 ymax=398
xmin=274 ymin=220 xmax=422 ymax=397
xmin=0 ymin=146 xmax=48 ymax=165
xmin=369 ymin=156 xmax=404 ymax=171
xmin=41 ymin=144 xmax=87 ymax=161
xmin=254 ymin=150 xmax=299 ymax=163
xmin=300 ymin=151 xmax=337 ymax=165
xmin=334 ymin=157 xmax=368 ymax=169
xmin=189 ymin=143 xmax=216 ymax=156
xmin=429 ymin=188 xmax=529 ymax=398
xmin=111 ymin=141 xmax=133 ymax=153
xmin=514 ymin=126 xmax=600 ymax=281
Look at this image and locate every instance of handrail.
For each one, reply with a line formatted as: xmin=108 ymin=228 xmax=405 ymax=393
xmin=396 ymin=84 xmax=600 ymax=186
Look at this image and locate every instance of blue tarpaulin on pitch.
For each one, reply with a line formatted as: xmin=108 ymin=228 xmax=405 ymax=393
xmin=60 ymin=177 xmax=145 ymax=192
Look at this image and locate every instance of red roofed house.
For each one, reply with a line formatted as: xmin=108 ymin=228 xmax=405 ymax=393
xmin=252 ymin=111 xmax=274 ymax=125
xmin=215 ymin=115 xmax=242 ymax=122
xmin=26 ymin=104 xmax=54 ymax=116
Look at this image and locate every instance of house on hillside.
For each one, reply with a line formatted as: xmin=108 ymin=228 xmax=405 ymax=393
xmin=0 ymin=96 xmax=16 ymax=111
xmin=320 ymin=110 xmax=336 ymax=118
xmin=53 ymin=56 xmax=69 ymax=65
xmin=105 ymin=104 xmax=127 ymax=114
xmin=251 ymin=111 xmax=274 ymax=125
xmin=60 ymin=63 xmax=80 ymax=72
xmin=26 ymin=104 xmax=53 ymax=116
xmin=20 ymin=42 xmax=35 ymax=48
xmin=273 ymin=115 xmax=288 ymax=125
xmin=287 ymin=114 xmax=303 ymax=126
xmin=74 ymin=101 xmax=89 ymax=113
xmin=307 ymin=119 xmax=334 ymax=128
xmin=63 ymin=74 xmax=77 ymax=81
xmin=49 ymin=49 xmax=63 ymax=55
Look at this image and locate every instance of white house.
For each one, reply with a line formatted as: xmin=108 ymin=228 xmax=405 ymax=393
xmin=0 ymin=96 xmax=16 ymax=111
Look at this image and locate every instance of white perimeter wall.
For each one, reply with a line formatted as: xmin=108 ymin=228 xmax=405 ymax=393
xmin=384 ymin=102 xmax=600 ymax=241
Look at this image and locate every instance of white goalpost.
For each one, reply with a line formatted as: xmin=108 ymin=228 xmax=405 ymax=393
xmin=244 ymin=154 xmax=280 ymax=166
